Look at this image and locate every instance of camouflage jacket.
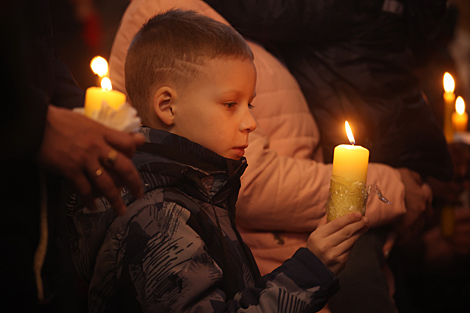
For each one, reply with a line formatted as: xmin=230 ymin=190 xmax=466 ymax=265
xmin=68 ymin=128 xmax=339 ymax=312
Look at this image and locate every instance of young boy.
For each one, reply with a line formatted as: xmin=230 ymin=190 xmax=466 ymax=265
xmin=68 ymin=9 xmax=369 ymax=313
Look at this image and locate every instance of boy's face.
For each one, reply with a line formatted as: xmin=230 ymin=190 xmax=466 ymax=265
xmin=171 ymin=57 xmax=257 ymax=160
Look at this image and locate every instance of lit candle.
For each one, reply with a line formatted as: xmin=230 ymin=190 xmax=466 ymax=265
xmin=452 ymin=96 xmax=468 ymax=132
xmin=443 ymin=72 xmax=456 ymax=142
xmin=84 ymin=77 xmax=126 ymax=117
xmin=327 ymin=121 xmax=370 ymax=222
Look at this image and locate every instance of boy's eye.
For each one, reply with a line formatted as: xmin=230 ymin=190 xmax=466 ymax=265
xmin=248 ymin=103 xmax=255 ymax=109
xmin=224 ymin=102 xmax=237 ymax=108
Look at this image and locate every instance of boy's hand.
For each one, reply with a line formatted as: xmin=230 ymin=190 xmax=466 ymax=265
xmin=307 ymin=212 xmax=369 ymax=275
xmin=39 ymin=105 xmax=145 ymax=215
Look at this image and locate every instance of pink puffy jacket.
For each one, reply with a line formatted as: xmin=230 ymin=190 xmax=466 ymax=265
xmin=109 ymin=0 xmax=406 ymax=276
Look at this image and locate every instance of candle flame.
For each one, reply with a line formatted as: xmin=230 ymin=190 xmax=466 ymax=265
xmin=443 ymin=72 xmax=455 ymax=93
xmin=456 ymin=96 xmax=465 ymax=115
xmin=90 ymin=56 xmax=109 ymax=77
xmin=345 ymin=121 xmax=355 ymax=145
xmin=101 ymin=77 xmax=112 ymax=91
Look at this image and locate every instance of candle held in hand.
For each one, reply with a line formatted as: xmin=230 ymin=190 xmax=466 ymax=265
xmin=327 ymin=121 xmax=370 ymax=222
xmin=84 ymin=77 xmax=126 ymax=117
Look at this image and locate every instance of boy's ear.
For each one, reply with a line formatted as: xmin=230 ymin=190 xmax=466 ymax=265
xmin=152 ymin=86 xmax=176 ymax=126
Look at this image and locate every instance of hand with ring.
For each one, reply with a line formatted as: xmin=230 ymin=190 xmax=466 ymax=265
xmin=39 ymin=105 xmax=145 ymax=215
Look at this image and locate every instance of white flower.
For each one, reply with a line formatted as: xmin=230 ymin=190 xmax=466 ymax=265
xmin=73 ymin=101 xmax=141 ymax=133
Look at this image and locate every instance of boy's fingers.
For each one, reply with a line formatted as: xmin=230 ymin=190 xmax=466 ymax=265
xmin=320 ymin=212 xmax=364 ymax=237
xmin=317 ymin=215 xmax=328 ymax=227
xmin=325 ymin=216 xmax=369 ymax=247
xmin=334 ymin=231 xmax=367 ymax=257
xmin=333 ymin=223 xmax=370 ymax=255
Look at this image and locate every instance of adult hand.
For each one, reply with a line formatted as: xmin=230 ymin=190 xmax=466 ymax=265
xmin=307 ymin=212 xmax=369 ymax=275
xmin=38 ymin=105 xmax=145 ymax=215
xmin=394 ymin=168 xmax=433 ymax=243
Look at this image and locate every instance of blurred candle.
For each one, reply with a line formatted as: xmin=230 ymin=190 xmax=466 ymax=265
xmin=84 ymin=77 xmax=126 ymax=117
xmin=90 ymin=56 xmax=109 ymax=77
xmin=327 ymin=121 xmax=370 ymax=221
xmin=441 ymin=205 xmax=455 ymax=238
xmin=443 ymin=72 xmax=456 ymax=142
xmin=452 ymin=96 xmax=468 ymax=132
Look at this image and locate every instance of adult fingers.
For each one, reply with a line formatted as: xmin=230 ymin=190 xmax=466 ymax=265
xmin=66 ymin=170 xmax=99 ymax=211
xmin=104 ymin=129 xmax=145 ymax=158
xmin=85 ymin=163 xmax=127 ymax=215
xmin=103 ymin=149 xmax=143 ymax=200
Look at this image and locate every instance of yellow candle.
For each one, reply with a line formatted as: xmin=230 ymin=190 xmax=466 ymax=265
xmin=332 ymin=145 xmax=369 ymax=184
xmin=327 ymin=121 xmax=370 ymax=221
xmin=443 ymin=72 xmax=456 ymax=142
xmin=452 ymin=96 xmax=468 ymax=132
xmin=84 ymin=77 xmax=126 ymax=117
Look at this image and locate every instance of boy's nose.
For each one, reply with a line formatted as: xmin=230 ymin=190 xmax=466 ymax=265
xmin=241 ymin=110 xmax=257 ymax=133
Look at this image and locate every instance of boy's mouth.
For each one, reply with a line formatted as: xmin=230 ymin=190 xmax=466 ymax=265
xmin=233 ymin=146 xmax=247 ymax=157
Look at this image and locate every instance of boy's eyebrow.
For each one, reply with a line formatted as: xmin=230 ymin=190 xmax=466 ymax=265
xmin=221 ymin=90 xmax=256 ymax=99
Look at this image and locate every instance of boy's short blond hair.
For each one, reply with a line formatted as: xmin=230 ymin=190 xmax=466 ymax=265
xmin=125 ymin=9 xmax=254 ymax=124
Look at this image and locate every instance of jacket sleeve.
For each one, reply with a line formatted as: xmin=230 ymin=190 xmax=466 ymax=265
xmin=232 ymin=248 xmax=339 ymax=313
xmin=87 ymin=195 xmax=338 ymax=313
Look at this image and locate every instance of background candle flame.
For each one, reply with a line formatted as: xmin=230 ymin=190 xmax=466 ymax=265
xmin=90 ymin=56 xmax=109 ymax=77
xmin=345 ymin=121 xmax=356 ymax=145
xmin=443 ymin=72 xmax=455 ymax=93
xmin=101 ymin=77 xmax=113 ymax=91
xmin=456 ymin=96 xmax=465 ymax=115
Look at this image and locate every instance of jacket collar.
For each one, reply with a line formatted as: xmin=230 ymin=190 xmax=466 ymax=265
xmin=124 ymin=127 xmax=247 ymax=206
